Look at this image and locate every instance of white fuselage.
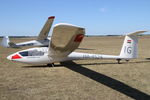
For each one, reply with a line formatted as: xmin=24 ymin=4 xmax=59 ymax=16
xmin=14 ymin=38 xmax=50 ymax=47
xmin=7 ymin=47 xmax=128 ymax=64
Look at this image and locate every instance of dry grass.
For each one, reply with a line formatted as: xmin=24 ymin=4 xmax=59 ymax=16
xmin=0 ymin=36 xmax=150 ymax=100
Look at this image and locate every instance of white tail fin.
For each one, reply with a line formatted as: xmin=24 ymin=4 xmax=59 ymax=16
xmin=119 ymin=30 xmax=147 ymax=59
xmin=1 ymin=36 xmax=10 ymax=48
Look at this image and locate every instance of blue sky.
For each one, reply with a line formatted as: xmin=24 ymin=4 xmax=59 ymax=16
xmin=0 ymin=0 xmax=150 ymax=36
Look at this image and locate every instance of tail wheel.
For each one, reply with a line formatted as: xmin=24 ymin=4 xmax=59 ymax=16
xmin=116 ymin=59 xmax=121 ymax=64
xmin=47 ymin=63 xmax=55 ymax=67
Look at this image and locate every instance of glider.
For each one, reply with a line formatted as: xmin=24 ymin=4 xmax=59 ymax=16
xmin=1 ymin=16 xmax=55 ymax=48
xmin=7 ymin=23 xmax=147 ymax=65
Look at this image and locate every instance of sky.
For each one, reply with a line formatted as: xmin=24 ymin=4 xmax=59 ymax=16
xmin=0 ymin=0 xmax=150 ymax=36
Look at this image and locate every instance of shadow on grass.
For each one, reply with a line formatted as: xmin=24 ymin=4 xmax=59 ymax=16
xmin=22 ymin=59 xmax=150 ymax=68
xmin=60 ymin=61 xmax=150 ymax=100
xmin=145 ymin=58 xmax=150 ymax=60
xmin=22 ymin=64 xmax=61 ymax=68
xmin=74 ymin=60 xmax=150 ymax=66
xmin=22 ymin=62 xmax=116 ymax=68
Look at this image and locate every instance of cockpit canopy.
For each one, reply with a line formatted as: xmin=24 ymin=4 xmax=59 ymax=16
xmin=19 ymin=49 xmax=45 ymax=56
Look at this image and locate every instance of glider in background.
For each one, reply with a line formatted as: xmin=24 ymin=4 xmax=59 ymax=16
xmin=1 ymin=16 xmax=55 ymax=48
xmin=7 ymin=23 xmax=147 ymax=65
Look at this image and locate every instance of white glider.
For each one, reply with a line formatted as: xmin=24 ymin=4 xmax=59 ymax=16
xmin=7 ymin=23 xmax=147 ymax=65
xmin=1 ymin=16 xmax=55 ymax=48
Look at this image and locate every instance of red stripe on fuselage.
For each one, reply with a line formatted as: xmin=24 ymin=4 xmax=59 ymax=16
xmin=11 ymin=54 xmax=22 ymax=59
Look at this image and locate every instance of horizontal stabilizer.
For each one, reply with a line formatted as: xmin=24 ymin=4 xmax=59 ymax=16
xmin=127 ymin=30 xmax=147 ymax=36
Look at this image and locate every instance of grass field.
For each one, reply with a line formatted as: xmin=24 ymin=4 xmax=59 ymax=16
xmin=0 ymin=36 xmax=150 ymax=100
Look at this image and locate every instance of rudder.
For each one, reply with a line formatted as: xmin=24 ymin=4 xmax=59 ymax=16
xmin=1 ymin=36 xmax=10 ymax=48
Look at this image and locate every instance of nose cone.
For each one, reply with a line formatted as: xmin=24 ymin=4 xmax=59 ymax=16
xmin=7 ymin=55 xmax=12 ymax=60
xmin=7 ymin=54 xmax=22 ymax=61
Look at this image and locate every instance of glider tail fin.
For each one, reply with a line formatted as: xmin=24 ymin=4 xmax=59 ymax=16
xmin=119 ymin=30 xmax=147 ymax=59
xmin=37 ymin=16 xmax=55 ymax=41
xmin=1 ymin=36 xmax=10 ymax=48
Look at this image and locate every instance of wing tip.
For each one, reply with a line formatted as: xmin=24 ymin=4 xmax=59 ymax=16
xmin=54 ymin=23 xmax=85 ymax=29
xmin=48 ymin=16 xmax=55 ymax=19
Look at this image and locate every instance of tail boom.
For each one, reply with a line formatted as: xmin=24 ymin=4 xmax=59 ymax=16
xmin=66 ymin=52 xmax=121 ymax=61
